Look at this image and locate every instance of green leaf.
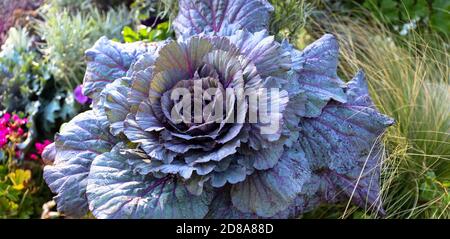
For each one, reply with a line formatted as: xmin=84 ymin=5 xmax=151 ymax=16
xmin=430 ymin=0 xmax=450 ymax=34
xmin=157 ymin=22 xmax=169 ymax=30
xmin=138 ymin=27 xmax=151 ymax=39
xmin=122 ymin=26 xmax=140 ymax=43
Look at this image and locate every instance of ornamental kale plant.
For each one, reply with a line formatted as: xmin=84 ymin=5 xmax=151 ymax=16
xmin=42 ymin=0 xmax=394 ymax=219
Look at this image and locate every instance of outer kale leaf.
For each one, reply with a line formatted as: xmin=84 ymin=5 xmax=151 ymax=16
xmin=43 ymin=110 xmax=117 ymax=217
xmin=173 ymin=0 xmax=274 ymax=39
xmin=292 ymin=71 xmax=394 ymax=216
xmin=86 ymin=143 xmax=214 ymax=219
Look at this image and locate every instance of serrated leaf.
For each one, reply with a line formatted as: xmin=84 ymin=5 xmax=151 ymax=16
xmin=287 ymin=34 xmax=347 ymax=117
xmin=83 ymin=37 xmax=153 ymax=99
xmin=173 ymin=0 xmax=274 ymax=38
xmin=43 ymin=110 xmax=117 ymax=217
xmin=230 ymin=151 xmax=310 ymax=217
xmin=86 ymin=143 xmax=214 ymax=219
xmin=296 ymin=71 xmax=394 ymax=215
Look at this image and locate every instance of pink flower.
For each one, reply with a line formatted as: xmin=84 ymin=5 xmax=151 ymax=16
xmin=0 ymin=124 xmax=7 ymax=133
xmin=15 ymin=149 xmax=21 ymax=158
xmin=0 ymin=113 xmax=29 ymax=147
xmin=36 ymin=140 xmax=52 ymax=156
xmin=12 ymin=114 xmax=20 ymax=122
xmin=29 ymin=153 xmax=39 ymax=161
xmin=12 ymin=114 xmax=27 ymax=125
xmin=16 ymin=127 xmax=24 ymax=137
xmin=0 ymin=128 xmax=9 ymax=148
xmin=0 ymin=137 xmax=7 ymax=148
xmin=0 ymin=113 xmax=11 ymax=147
xmin=0 ymin=112 xmax=11 ymax=126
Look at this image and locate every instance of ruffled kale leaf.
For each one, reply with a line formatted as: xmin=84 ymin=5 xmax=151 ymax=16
xmin=294 ymin=71 xmax=394 ymax=216
xmin=87 ymin=143 xmax=214 ymax=219
xmin=284 ymin=34 xmax=347 ymax=118
xmin=173 ymin=0 xmax=274 ymax=38
xmin=43 ymin=110 xmax=117 ymax=217
xmin=83 ymin=37 xmax=165 ymax=100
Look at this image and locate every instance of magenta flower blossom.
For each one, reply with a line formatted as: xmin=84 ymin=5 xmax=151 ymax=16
xmin=0 ymin=128 xmax=8 ymax=148
xmin=12 ymin=114 xmax=27 ymax=125
xmin=0 ymin=113 xmax=11 ymax=147
xmin=0 ymin=112 xmax=11 ymax=126
xmin=74 ymin=85 xmax=92 ymax=105
xmin=36 ymin=140 xmax=52 ymax=156
xmin=0 ymin=112 xmax=28 ymax=147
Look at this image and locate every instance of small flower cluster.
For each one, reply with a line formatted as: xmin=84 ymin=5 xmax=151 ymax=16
xmin=0 ymin=112 xmax=28 ymax=148
xmin=1 ymin=112 xmax=52 ymax=161
xmin=29 ymin=140 xmax=52 ymax=161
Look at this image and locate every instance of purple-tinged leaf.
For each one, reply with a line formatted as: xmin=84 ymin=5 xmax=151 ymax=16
xmin=102 ymin=77 xmax=132 ymax=136
xmin=296 ymin=71 xmax=394 ymax=215
xmin=135 ymin=99 xmax=165 ymax=132
xmin=128 ymin=65 xmax=153 ymax=113
xmin=246 ymin=77 xmax=289 ymax=149
xmin=286 ymin=34 xmax=347 ymax=117
xmin=42 ymin=142 xmax=56 ymax=165
xmin=210 ymin=163 xmax=247 ymax=187
xmin=238 ymin=141 xmax=285 ymax=171
xmin=86 ymin=143 xmax=214 ymax=219
xmin=283 ymin=91 xmax=307 ymax=130
xmin=173 ymin=0 xmax=274 ymax=39
xmin=230 ymin=151 xmax=310 ymax=217
xmin=83 ymin=37 xmax=156 ymax=99
xmin=43 ymin=110 xmax=116 ymax=217
xmin=154 ymin=37 xmax=213 ymax=77
xmin=203 ymin=49 xmax=244 ymax=88
xmin=185 ymin=137 xmax=242 ymax=163
xmin=123 ymin=114 xmax=177 ymax=163
xmin=230 ymin=30 xmax=291 ymax=77
xmin=206 ymin=188 xmax=259 ymax=219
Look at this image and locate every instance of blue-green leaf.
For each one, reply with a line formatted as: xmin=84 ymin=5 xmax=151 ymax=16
xmin=230 ymin=151 xmax=310 ymax=217
xmin=43 ymin=110 xmax=116 ymax=217
xmin=86 ymin=143 xmax=214 ymax=219
xmin=83 ymin=37 xmax=153 ymax=99
xmin=296 ymin=71 xmax=394 ymax=215
xmin=173 ymin=0 xmax=274 ymax=39
xmin=287 ymin=34 xmax=347 ymax=117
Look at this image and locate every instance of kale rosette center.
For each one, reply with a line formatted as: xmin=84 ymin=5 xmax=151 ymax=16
xmin=118 ymin=35 xmax=289 ymax=194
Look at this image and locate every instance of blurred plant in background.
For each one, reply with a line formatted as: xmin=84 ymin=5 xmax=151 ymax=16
xmin=0 ymin=27 xmax=47 ymax=113
xmin=123 ymin=0 xmax=176 ymax=44
xmin=130 ymin=0 xmax=178 ymax=27
xmin=318 ymin=0 xmax=449 ymax=36
xmin=122 ymin=22 xmax=172 ymax=43
xmin=0 ymin=0 xmax=169 ymax=218
xmin=0 ymin=26 xmax=79 ymax=146
xmin=35 ymin=3 xmax=132 ymax=90
xmin=269 ymin=0 xmax=314 ymax=45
